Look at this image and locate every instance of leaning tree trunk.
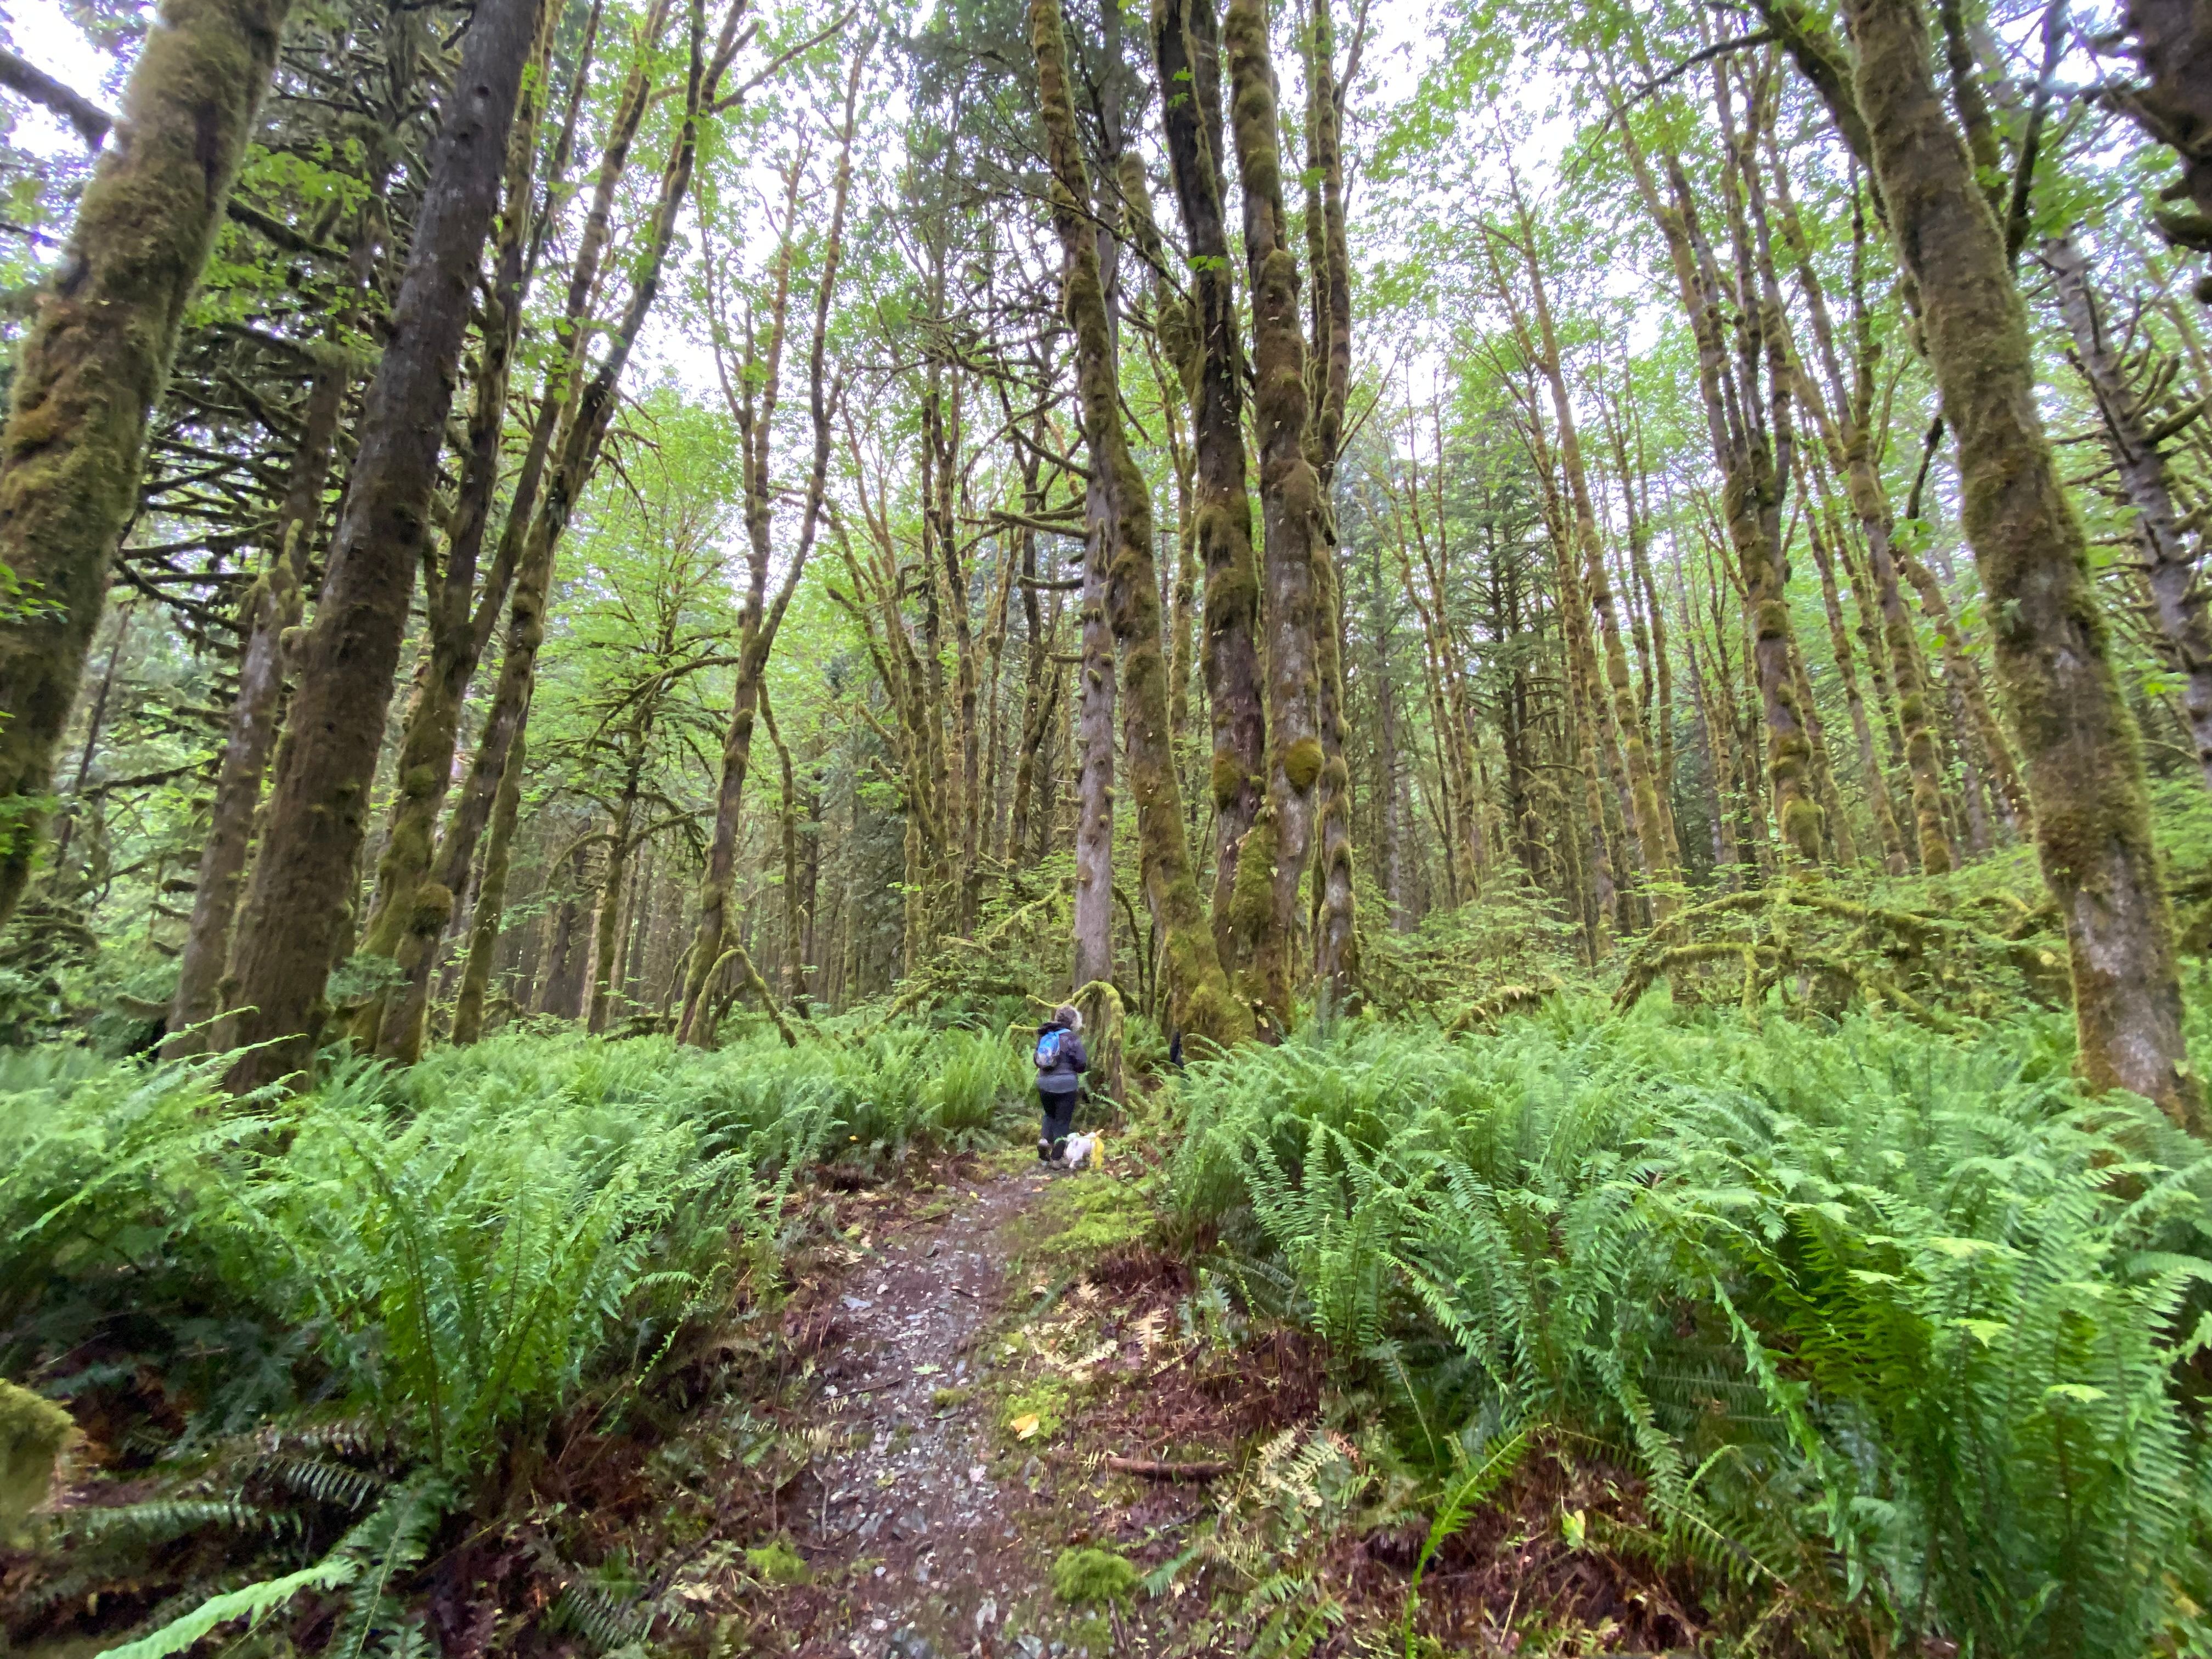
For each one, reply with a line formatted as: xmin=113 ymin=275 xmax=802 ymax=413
xmin=384 ymin=0 xmax=721 ymax=1062
xmin=1847 ymin=0 xmax=2203 ymax=1130
xmin=1153 ymin=0 xmax=1268 ymax=979
xmin=224 ymin=0 xmax=543 ymax=1092
xmin=0 ymin=0 xmax=296 ymax=928
xmin=348 ymin=2 xmax=560 ymax=1049
xmin=1223 ymin=0 xmax=1325 ymax=1030
xmin=1035 ymin=0 xmax=1247 ymax=1048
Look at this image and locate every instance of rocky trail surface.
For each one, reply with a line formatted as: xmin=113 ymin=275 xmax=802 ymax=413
xmin=724 ymin=1158 xmax=1234 ymax=1659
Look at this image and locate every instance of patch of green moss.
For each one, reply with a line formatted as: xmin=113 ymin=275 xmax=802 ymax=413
xmin=744 ymin=1537 xmax=812 ymax=1586
xmin=931 ymin=1385 xmax=971 ymax=1410
xmin=1051 ymin=1545 xmax=1137 ymax=1607
xmin=1 ymin=1380 xmax=74 ymax=1544
xmin=1001 ymin=1374 xmax=1077 ymax=1439
xmin=1018 ymin=1171 xmax=1153 ymax=1267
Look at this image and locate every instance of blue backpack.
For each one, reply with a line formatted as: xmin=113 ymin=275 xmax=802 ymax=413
xmin=1034 ymin=1029 xmax=1067 ymax=1070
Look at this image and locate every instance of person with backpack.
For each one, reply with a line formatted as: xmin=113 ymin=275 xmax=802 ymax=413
xmin=1032 ymin=1003 xmax=1090 ymax=1164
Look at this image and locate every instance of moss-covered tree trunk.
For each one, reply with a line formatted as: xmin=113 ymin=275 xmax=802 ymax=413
xmin=1223 ymin=0 xmax=1325 ymax=1028
xmin=1153 ymin=0 xmax=1267 ymax=977
xmin=1305 ymin=0 xmax=1358 ymax=1001
xmin=223 ymin=0 xmax=543 ymax=1092
xmin=346 ymin=0 xmax=566 ymax=1048
xmin=162 ymin=346 xmax=342 ymax=1055
xmin=1846 ymin=0 xmax=2202 ymax=1128
xmin=452 ymin=724 xmax=526 ymax=1046
xmin=0 ymin=0 xmax=297 ymax=928
xmin=1034 ymin=0 xmax=1248 ymax=1049
xmin=380 ymin=0 xmax=720 ymax=1063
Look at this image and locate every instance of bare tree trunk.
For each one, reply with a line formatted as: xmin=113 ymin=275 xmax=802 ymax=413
xmin=1847 ymin=0 xmax=2201 ymax=1128
xmin=0 ymin=0 xmax=297 ymax=927
xmin=225 ymin=0 xmax=543 ymax=1092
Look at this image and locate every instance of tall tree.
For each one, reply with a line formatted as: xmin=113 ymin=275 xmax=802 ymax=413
xmin=1033 ymin=0 xmax=1249 ymax=1046
xmin=1152 ymin=0 xmax=1267 ymax=978
xmin=1844 ymin=0 xmax=2202 ymax=1128
xmin=0 ymin=0 xmax=299 ymax=927
xmin=1223 ymin=0 xmax=1327 ymax=1026
xmin=224 ymin=0 xmax=545 ymax=1090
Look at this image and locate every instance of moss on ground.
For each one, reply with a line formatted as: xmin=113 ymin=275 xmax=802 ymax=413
xmin=1051 ymin=1545 xmax=1137 ymax=1606
xmin=744 ymin=1537 xmax=812 ymax=1586
xmin=1010 ymin=1172 xmax=1154 ymax=1269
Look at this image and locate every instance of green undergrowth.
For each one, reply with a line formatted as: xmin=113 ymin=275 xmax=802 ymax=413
xmin=1167 ymin=997 xmax=2212 ymax=1657
xmin=0 ymin=1021 xmax=1030 ymax=1657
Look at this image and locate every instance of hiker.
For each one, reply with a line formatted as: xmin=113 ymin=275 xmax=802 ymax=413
xmin=1032 ymin=1003 xmax=1090 ymax=1164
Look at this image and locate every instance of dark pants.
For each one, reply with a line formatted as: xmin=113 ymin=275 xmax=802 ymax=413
xmin=1039 ymin=1087 xmax=1077 ymax=1156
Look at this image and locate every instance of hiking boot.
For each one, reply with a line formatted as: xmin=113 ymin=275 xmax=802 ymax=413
xmin=1037 ymin=1138 xmax=1052 ymax=1162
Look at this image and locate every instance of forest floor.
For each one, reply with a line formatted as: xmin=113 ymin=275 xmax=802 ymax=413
xmin=623 ymin=1142 xmax=1332 ymax=1658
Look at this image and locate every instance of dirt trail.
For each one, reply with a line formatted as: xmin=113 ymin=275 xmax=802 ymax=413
xmin=786 ymin=1167 xmax=1054 ymax=1659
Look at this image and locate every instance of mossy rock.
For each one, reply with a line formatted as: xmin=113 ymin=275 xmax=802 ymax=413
xmin=1051 ymin=1545 xmax=1138 ymax=1607
xmin=1 ymin=1379 xmax=75 ymax=1544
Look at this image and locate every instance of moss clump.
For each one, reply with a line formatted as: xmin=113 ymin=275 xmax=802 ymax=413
xmin=1211 ymin=748 xmax=1251 ymax=809
xmin=1282 ymin=735 xmax=1324 ymax=792
xmin=931 ymin=1385 xmax=972 ymax=1410
xmin=744 ymin=1537 xmax=812 ymax=1585
xmin=1023 ymin=1173 xmax=1153 ymax=1265
xmin=1051 ymin=1545 xmax=1137 ymax=1607
xmin=1 ymin=1379 xmax=74 ymax=1544
xmin=1002 ymin=1375 xmax=1076 ymax=1439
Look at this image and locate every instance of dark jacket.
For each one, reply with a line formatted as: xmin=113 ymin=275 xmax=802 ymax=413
xmin=1034 ymin=1020 xmax=1089 ymax=1094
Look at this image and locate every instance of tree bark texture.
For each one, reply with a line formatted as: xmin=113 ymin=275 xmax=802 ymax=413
xmin=225 ymin=0 xmax=541 ymax=1091
xmin=1035 ymin=0 xmax=1246 ymax=1045
xmin=1223 ymin=0 xmax=1325 ymax=1028
xmin=0 ymin=0 xmax=296 ymax=928
xmin=1847 ymin=0 xmax=2202 ymax=1129
xmin=1153 ymin=0 xmax=1267 ymax=979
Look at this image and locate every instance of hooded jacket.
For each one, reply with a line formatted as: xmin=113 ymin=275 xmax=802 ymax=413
xmin=1033 ymin=1019 xmax=1089 ymax=1095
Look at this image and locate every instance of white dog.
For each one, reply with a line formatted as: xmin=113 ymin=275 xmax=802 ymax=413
xmin=1058 ymin=1132 xmax=1102 ymax=1170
